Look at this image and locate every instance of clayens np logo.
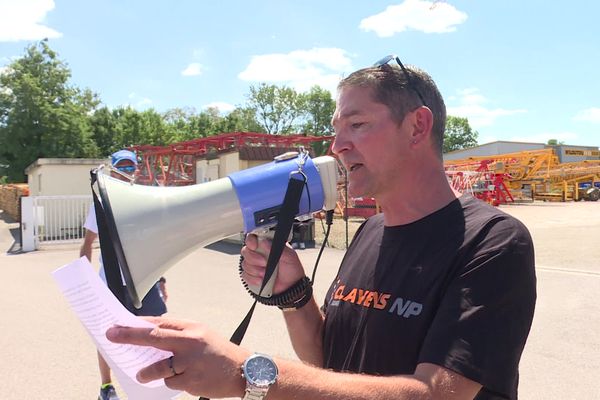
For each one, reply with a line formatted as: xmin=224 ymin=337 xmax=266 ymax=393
xmin=331 ymin=284 xmax=423 ymax=318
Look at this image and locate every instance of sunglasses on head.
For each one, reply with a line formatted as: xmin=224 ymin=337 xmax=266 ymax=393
xmin=373 ymin=54 xmax=428 ymax=108
xmin=115 ymin=165 xmax=136 ymax=173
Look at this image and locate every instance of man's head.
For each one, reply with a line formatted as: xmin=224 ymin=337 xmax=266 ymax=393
xmin=330 ymin=56 xmax=447 ymax=201
xmin=110 ymin=149 xmax=138 ymax=181
xmin=337 ymin=56 xmax=446 ymax=155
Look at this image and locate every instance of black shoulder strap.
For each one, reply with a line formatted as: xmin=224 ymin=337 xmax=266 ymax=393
xmin=90 ymin=169 xmax=128 ymax=306
xmin=229 ymin=175 xmax=305 ymax=345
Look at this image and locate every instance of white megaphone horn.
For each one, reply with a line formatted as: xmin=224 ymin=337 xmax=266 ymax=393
xmin=93 ymin=152 xmax=338 ymax=308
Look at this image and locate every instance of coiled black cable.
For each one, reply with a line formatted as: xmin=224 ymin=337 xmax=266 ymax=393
xmin=238 ymin=209 xmax=334 ymax=308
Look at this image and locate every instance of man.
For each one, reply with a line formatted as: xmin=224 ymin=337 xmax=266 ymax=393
xmin=106 ymin=56 xmax=536 ymax=399
xmin=81 ymin=149 xmax=168 ymax=400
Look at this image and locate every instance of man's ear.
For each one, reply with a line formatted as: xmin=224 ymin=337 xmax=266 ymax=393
xmin=411 ymin=107 xmax=434 ymax=144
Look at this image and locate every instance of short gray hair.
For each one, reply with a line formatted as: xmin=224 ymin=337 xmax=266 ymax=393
xmin=338 ymin=64 xmax=446 ymax=155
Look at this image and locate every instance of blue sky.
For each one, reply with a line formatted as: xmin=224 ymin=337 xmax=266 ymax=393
xmin=1 ymin=0 xmax=599 ymax=147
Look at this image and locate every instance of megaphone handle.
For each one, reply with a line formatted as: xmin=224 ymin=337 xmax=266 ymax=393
xmin=246 ymin=232 xmax=286 ymax=298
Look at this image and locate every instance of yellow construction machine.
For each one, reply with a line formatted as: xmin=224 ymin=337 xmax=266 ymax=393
xmin=445 ymin=149 xmax=600 ymax=203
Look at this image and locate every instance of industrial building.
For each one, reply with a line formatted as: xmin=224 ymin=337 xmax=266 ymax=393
xmin=444 ymin=141 xmax=600 ymax=163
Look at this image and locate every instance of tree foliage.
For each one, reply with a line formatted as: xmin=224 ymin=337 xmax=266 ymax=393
xmin=219 ymin=106 xmax=263 ymax=134
xmin=247 ymin=83 xmax=306 ymax=134
xmin=300 ymin=86 xmax=335 ymax=135
xmin=0 ymin=40 xmax=99 ymax=182
xmin=245 ymin=83 xmax=336 ymax=137
xmin=299 ymin=86 xmax=336 ymax=156
xmin=443 ymin=116 xmax=478 ymax=153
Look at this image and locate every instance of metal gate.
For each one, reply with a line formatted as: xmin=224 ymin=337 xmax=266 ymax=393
xmin=31 ymin=195 xmax=92 ymax=247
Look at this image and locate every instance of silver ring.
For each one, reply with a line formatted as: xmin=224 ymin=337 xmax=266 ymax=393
xmin=168 ymin=355 xmax=181 ymax=376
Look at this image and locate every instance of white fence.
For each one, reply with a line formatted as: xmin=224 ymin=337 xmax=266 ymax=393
xmin=21 ymin=195 xmax=92 ymax=250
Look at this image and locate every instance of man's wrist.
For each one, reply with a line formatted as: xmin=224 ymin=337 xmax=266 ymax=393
xmin=277 ymin=284 xmax=313 ymax=311
xmin=277 ymin=286 xmax=313 ymax=312
xmin=241 ymin=353 xmax=278 ymax=400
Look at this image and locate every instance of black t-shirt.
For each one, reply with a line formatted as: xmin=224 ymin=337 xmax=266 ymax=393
xmin=322 ymin=195 xmax=536 ymax=399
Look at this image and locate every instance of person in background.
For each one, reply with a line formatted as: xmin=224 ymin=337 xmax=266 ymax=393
xmin=80 ymin=149 xmax=168 ymax=400
xmin=105 ymin=57 xmax=536 ymax=400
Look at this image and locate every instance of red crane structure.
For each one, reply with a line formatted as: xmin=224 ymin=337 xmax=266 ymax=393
xmin=445 ymin=159 xmax=515 ymax=206
xmin=130 ymin=132 xmax=334 ymax=186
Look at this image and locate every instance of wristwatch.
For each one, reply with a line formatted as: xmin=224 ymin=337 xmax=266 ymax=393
xmin=241 ymin=353 xmax=278 ymax=400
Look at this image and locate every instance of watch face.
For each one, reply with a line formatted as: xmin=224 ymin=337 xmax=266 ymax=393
xmin=243 ymin=354 xmax=278 ymax=387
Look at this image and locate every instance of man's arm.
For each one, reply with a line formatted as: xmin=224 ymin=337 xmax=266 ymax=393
xmin=281 ymin=297 xmax=324 ymax=366
xmin=241 ymin=234 xmax=325 ymax=364
xmin=79 ymin=229 xmax=97 ymax=261
xmin=273 ymin=360 xmax=481 ymax=400
xmin=106 ymin=320 xmax=482 ymax=400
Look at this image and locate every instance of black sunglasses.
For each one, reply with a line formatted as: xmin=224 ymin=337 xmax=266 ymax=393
xmin=373 ymin=55 xmax=428 ymax=107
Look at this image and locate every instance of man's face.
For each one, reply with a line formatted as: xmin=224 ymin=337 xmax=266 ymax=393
xmin=331 ymin=85 xmax=413 ymax=200
xmin=111 ymin=160 xmax=137 ymax=182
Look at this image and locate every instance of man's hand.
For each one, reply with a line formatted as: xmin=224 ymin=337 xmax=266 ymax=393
xmin=106 ymin=317 xmax=250 ymax=398
xmin=240 ymin=233 xmax=306 ymax=294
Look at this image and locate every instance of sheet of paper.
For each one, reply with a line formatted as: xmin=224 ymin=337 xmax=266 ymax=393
xmin=52 ymin=257 xmax=182 ymax=400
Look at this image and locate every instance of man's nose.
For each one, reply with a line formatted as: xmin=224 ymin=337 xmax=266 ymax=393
xmin=331 ymin=131 xmax=351 ymax=155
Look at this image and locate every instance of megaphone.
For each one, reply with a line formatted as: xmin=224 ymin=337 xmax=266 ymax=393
xmin=94 ymin=152 xmax=338 ymax=308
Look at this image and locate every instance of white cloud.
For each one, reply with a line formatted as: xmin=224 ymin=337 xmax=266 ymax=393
xmin=203 ymin=102 xmax=235 ymax=113
xmin=126 ymin=92 xmax=152 ymax=109
xmin=573 ymin=107 xmax=600 ymax=123
xmin=360 ymin=0 xmax=467 ymax=37
xmin=447 ymin=88 xmax=527 ymax=129
xmin=136 ymin=98 xmax=152 ymax=107
xmin=181 ymin=63 xmax=203 ymax=77
xmin=238 ymin=47 xmax=354 ymax=94
xmin=0 ymin=0 xmax=62 ymax=42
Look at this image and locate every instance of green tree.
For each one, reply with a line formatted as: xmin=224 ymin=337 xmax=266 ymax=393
xmin=161 ymin=106 xmax=263 ymax=142
xmin=163 ymin=107 xmax=225 ymax=141
xmin=247 ymin=83 xmax=305 ymax=134
xmin=107 ymin=107 xmax=170 ymax=148
xmin=219 ymin=106 xmax=263 ymax=133
xmin=298 ymin=85 xmax=336 ymax=155
xmin=111 ymin=107 xmax=145 ymax=149
xmin=139 ymin=108 xmax=169 ymax=145
xmin=162 ymin=107 xmax=197 ymax=142
xmin=547 ymin=138 xmax=564 ymax=145
xmin=89 ymin=106 xmax=117 ymax=156
xmin=299 ymin=86 xmax=335 ymax=136
xmin=0 ymin=40 xmax=100 ymax=182
xmin=443 ymin=116 xmax=478 ymax=153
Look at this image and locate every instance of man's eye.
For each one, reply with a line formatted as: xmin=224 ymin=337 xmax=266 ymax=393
xmin=351 ymin=122 xmax=365 ymax=129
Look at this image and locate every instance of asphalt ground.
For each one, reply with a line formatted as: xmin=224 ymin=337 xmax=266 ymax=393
xmin=1 ymin=201 xmax=599 ymax=399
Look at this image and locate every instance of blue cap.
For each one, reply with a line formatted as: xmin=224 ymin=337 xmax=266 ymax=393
xmin=111 ymin=150 xmax=138 ymax=166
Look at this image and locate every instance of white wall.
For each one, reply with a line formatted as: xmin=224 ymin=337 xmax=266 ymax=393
xmin=219 ymin=152 xmax=240 ymax=177
xmin=25 ymin=158 xmax=109 ymax=196
xmin=195 ymin=158 xmax=225 ymax=183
